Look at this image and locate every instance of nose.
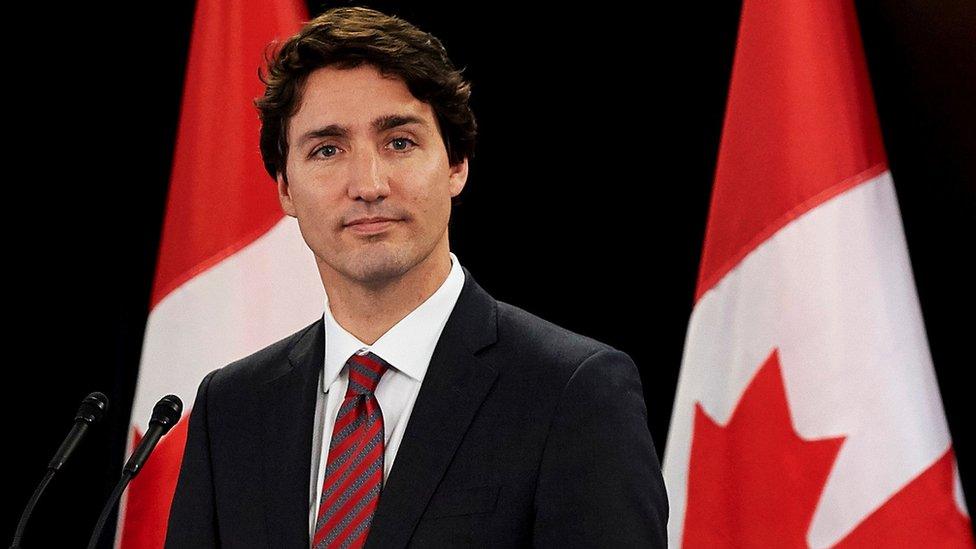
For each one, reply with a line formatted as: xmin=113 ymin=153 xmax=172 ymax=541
xmin=346 ymin=147 xmax=390 ymax=202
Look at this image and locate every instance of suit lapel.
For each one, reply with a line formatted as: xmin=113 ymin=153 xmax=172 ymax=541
xmin=260 ymin=320 xmax=324 ymax=548
xmin=366 ymin=267 xmax=500 ymax=549
xmin=256 ymin=267 xmax=499 ymax=549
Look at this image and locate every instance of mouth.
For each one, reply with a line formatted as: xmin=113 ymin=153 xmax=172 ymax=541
xmin=344 ymin=217 xmax=399 ymax=235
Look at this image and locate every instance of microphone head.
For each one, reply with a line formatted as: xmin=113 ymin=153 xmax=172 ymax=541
xmin=77 ymin=392 xmax=109 ymax=424
xmin=149 ymin=395 xmax=184 ymax=434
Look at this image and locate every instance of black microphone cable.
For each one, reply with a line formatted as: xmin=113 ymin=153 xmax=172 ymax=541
xmin=86 ymin=394 xmax=182 ymax=549
xmin=10 ymin=392 xmax=109 ymax=549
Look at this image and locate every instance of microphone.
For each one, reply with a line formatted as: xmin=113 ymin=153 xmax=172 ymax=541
xmin=50 ymin=392 xmax=110 ymax=471
xmin=10 ymin=392 xmax=109 ymax=549
xmin=87 ymin=395 xmax=183 ymax=549
xmin=123 ymin=394 xmax=183 ymax=476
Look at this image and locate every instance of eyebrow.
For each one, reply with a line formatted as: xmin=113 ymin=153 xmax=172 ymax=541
xmin=296 ymin=114 xmax=429 ymax=148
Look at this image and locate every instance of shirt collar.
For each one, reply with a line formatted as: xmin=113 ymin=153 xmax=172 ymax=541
xmin=321 ymin=251 xmax=465 ymax=391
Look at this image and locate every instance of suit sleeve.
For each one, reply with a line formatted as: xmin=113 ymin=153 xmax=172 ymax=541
xmin=532 ymin=349 xmax=669 ymax=548
xmin=165 ymin=369 xmax=220 ymax=549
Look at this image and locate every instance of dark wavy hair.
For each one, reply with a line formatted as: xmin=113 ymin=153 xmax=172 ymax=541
xmin=254 ymin=6 xmax=477 ymax=182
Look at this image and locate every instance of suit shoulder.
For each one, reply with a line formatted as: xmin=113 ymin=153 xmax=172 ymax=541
xmin=493 ymin=299 xmax=619 ymax=369
xmin=208 ymin=318 xmax=320 ymax=392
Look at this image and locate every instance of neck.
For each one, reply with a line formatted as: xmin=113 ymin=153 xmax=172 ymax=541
xmin=321 ymin=248 xmax=453 ymax=345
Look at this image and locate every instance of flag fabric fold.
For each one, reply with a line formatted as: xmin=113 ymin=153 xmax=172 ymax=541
xmin=116 ymin=1 xmax=316 ymax=547
xmin=662 ymin=0 xmax=974 ymax=547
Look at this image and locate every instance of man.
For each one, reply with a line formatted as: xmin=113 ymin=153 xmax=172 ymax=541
xmin=166 ymin=7 xmax=667 ymax=548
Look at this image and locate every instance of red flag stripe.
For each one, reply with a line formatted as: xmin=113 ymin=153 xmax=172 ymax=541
xmin=147 ymin=0 xmax=307 ymax=310
xmin=119 ymin=0 xmax=308 ymax=547
xmin=695 ymin=0 xmax=887 ymax=302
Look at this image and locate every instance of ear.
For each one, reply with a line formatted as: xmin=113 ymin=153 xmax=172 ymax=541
xmin=276 ymin=170 xmax=297 ymax=217
xmin=448 ymin=157 xmax=469 ymax=198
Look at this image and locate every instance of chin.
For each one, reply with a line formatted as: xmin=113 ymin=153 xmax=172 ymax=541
xmin=346 ymin=248 xmax=413 ymax=286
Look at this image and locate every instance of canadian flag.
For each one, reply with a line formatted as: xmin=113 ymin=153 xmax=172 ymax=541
xmin=662 ymin=0 xmax=974 ymax=547
xmin=114 ymin=1 xmax=316 ymax=547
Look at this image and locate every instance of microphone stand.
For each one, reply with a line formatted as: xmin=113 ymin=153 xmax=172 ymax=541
xmin=86 ymin=394 xmax=182 ymax=549
xmin=9 ymin=392 xmax=108 ymax=549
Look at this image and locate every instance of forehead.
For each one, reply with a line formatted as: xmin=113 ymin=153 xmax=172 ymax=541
xmin=288 ymin=65 xmax=436 ymax=140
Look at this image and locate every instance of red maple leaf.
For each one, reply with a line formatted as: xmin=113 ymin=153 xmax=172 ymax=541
xmin=683 ymin=348 xmax=975 ymax=548
xmin=683 ymin=349 xmax=845 ymax=547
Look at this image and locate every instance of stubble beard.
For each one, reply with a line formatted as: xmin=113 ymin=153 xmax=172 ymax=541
xmin=318 ymin=222 xmax=447 ymax=293
xmin=344 ymin=240 xmax=413 ymax=289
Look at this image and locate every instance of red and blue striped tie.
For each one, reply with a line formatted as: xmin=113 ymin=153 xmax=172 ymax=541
xmin=313 ymin=350 xmax=390 ymax=548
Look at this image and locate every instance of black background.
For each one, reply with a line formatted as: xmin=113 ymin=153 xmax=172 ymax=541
xmin=8 ymin=1 xmax=974 ymax=547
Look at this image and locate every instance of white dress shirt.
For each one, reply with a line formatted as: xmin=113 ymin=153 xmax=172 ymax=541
xmin=308 ymin=252 xmax=466 ymax=540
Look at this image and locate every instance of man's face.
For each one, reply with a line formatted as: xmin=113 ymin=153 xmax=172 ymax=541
xmin=278 ymin=64 xmax=468 ymax=288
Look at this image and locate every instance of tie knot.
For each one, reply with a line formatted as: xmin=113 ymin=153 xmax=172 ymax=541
xmin=345 ymin=350 xmax=390 ymax=395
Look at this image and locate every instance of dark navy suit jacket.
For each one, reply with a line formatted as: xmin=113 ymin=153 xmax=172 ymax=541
xmin=165 ymin=266 xmax=668 ymax=548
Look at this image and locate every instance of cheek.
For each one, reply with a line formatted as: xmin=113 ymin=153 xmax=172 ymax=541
xmin=289 ymin=187 xmax=339 ymax=236
xmin=291 ymin=190 xmax=320 ymax=219
xmin=403 ymin=165 xmax=454 ymax=215
xmin=287 ymin=172 xmax=333 ymax=210
xmin=407 ymin=187 xmax=452 ymax=230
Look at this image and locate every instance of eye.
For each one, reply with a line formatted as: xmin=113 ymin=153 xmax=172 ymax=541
xmin=389 ymin=137 xmax=417 ymax=151
xmin=311 ymin=144 xmax=339 ymax=159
